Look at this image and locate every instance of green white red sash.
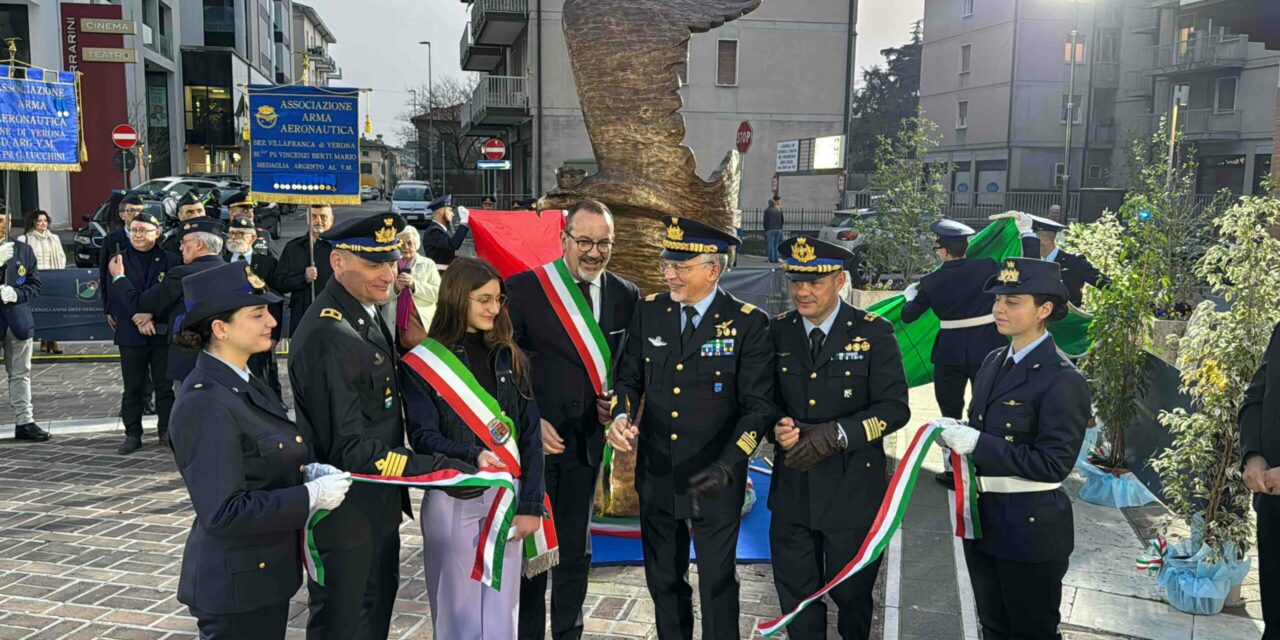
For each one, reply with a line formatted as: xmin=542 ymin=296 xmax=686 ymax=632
xmin=402 ymin=338 xmax=560 ymax=578
xmin=533 ymin=259 xmax=612 ymax=394
xmin=757 ymin=423 xmax=981 ymax=637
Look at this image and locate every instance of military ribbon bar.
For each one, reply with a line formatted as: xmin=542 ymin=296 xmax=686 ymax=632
xmin=533 ymin=259 xmax=612 ymax=394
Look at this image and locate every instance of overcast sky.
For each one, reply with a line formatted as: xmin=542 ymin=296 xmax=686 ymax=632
xmin=309 ymin=0 xmax=923 ymax=146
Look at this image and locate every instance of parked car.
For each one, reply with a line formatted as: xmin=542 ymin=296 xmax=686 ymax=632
xmin=134 ymin=176 xmax=226 ymax=196
xmin=390 ymin=181 xmax=434 ymax=228
xmin=818 ymin=208 xmax=881 ymax=252
xmin=360 ymin=186 xmax=377 ymax=201
xmin=74 ymin=190 xmax=176 ymax=268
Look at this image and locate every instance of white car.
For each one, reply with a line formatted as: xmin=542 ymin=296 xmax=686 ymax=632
xmin=135 ymin=176 xmax=228 ymax=196
xmin=817 ymin=208 xmax=880 ymax=252
xmin=391 ymin=181 xmax=434 ymax=227
xmin=360 ymin=186 xmax=377 ymax=201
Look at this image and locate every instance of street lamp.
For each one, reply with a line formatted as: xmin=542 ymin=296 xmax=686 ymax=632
xmin=1060 ymin=0 xmax=1080 ymax=222
xmin=419 ymin=41 xmax=435 ymax=194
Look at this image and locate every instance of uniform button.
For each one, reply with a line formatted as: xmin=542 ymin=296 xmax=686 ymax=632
xmin=808 ymin=399 xmax=816 ymax=407
xmin=845 ymin=371 xmax=851 ymax=377
xmin=671 ymin=411 xmax=679 ymax=419
xmin=295 ymin=436 xmax=303 ymax=444
xmin=1028 ymin=516 xmax=1036 ymax=523
xmin=673 ymin=387 xmax=681 ymax=395
xmin=676 ymin=363 xmax=684 ymax=371
xmin=810 ymin=373 xmax=818 ymax=380
xmin=715 ymin=371 xmax=721 ymax=377
xmin=1004 ymin=423 xmax=1012 ymax=429
xmin=258 ymin=562 xmax=267 ymax=570
xmin=781 ymin=367 xmax=788 ymax=373
xmin=865 ymin=462 xmax=872 ymax=468
xmin=670 ymin=434 xmax=679 ymax=441
xmin=193 ymin=383 xmax=204 ymax=389
xmin=978 ymin=414 xmax=984 ymax=422
xmin=645 ymin=357 xmax=651 ymax=363
xmin=277 ymin=443 xmax=284 ymax=450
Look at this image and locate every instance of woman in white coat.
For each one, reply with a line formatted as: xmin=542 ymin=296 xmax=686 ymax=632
xmin=379 ymin=229 xmax=441 ymax=335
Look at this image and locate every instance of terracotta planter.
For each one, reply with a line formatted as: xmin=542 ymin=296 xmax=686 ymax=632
xmin=1149 ymin=318 xmax=1189 ymax=367
xmin=847 ymin=288 xmax=901 ymax=310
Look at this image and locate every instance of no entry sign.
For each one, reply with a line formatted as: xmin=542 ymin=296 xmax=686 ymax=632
xmin=736 ymin=121 xmax=753 ymax=154
xmin=482 ymin=139 xmax=507 ymax=161
xmin=111 ymin=124 xmax=138 ymax=150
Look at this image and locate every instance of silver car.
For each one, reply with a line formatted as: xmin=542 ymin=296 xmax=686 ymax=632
xmin=817 ymin=208 xmax=880 ymax=252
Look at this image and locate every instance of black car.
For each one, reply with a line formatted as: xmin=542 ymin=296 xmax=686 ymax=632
xmin=73 ymin=190 xmax=175 ymax=268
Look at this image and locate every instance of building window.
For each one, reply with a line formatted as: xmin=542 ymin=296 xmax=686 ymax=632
xmin=716 ymin=40 xmax=738 ymax=87
xmin=1215 ymin=76 xmax=1238 ymax=111
xmin=1096 ymin=33 xmax=1117 ymax=63
xmin=1060 ymin=94 xmax=1083 ymax=123
xmin=361 ymin=162 xmax=374 ymax=174
xmin=1088 ymin=165 xmax=1104 ymax=180
xmin=1063 ymin=40 xmax=1085 ymax=63
xmin=956 ymin=101 xmax=969 ymax=129
xmin=960 ymin=44 xmax=971 ymax=74
xmin=962 ymin=0 xmax=974 ymax=17
xmin=203 ymin=0 xmax=236 ymax=49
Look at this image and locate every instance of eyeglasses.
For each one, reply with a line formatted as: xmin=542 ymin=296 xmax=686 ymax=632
xmin=127 ymin=228 xmax=157 ymax=236
xmin=121 ymin=207 xmax=145 ymax=215
xmin=228 ymin=231 xmax=256 ymax=239
xmin=566 ymin=234 xmax=614 ymax=253
xmin=469 ymin=294 xmax=509 ymax=308
xmin=657 ymin=259 xmax=712 ymax=276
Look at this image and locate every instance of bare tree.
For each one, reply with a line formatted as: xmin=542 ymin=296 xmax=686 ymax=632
xmin=398 ymin=76 xmax=482 ymax=182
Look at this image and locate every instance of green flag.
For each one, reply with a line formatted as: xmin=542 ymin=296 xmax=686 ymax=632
xmin=865 ymin=218 xmax=1093 ymax=388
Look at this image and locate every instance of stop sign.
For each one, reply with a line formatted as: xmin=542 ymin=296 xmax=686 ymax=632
xmin=111 ymin=124 xmax=138 ymax=150
xmin=482 ymin=139 xmax=507 ymax=161
xmin=735 ymin=121 xmax=753 ymax=154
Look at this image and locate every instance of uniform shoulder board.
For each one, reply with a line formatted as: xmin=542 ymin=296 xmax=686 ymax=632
xmin=741 ymin=303 xmax=759 ymax=315
xmin=774 ymin=310 xmax=789 ymax=320
xmin=157 ymin=272 xmax=165 ymax=282
xmin=319 ymin=308 xmax=343 ymax=321
xmin=645 ymin=293 xmax=660 ymax=302
xmin=864 ymin=312 xmax=879 ymax=322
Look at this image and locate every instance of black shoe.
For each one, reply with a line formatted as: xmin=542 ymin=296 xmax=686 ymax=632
xmin=14 ymin=422 xmax=50 ymax=442
xmin=117 ymin=436 xmax=142 ymax=455
xmin=158 ymin=433 xmax=171 ymax=449
xmin=935 ymin=471 xmax=955 ymax=489
xmin=143 ymin=399 xmax=157 ymax=416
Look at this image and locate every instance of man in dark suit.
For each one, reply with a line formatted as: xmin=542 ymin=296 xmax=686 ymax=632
xmin=271 ymin=203 xmax=335 ymax=337
xmin=768 ymin=236 xmax=910 ymax=640
xmin=139 ymin=218 xmax=227 ymax=389
xmin=225 ymin=217 xmax=283 ymax=395
xmin=607 ymin=216 xmax=776 ymax=640
xmin=161 ymin=190 xmax=210 ymax=255
xmin=99 ymin=194 xmax=146 ymax=322
xmin=1240 ymin=323 xmax=1280 ymax=634
xmin=0 ymin=207 xmax=45 ymax=442
xmin=1028 ymin=214 xmax=1108 ymax=307
xmin=421 ymin=195 xmax=469 ymax=265
xmin=510 ymin=199 xmax=641 ymax=640
xmin=106 ymin=212 xmax=183 ymax=453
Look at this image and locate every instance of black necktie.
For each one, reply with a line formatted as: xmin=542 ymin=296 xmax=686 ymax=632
xmin=681 ymin=306 xmax=698 ymax=349
xmin=808 ymin=328 xmax=825 ymax=363
xmin=248 ymin=373 xmax=273 ymax=400
xmin=577 ymin=280 xmax=594 ymax=316
xmin=994 ymin=357 xmax=1016 ymax=386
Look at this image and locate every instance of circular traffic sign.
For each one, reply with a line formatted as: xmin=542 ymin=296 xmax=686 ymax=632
xmin=111 ymin=124 xmax=138 ymax=150
xmin=771 ymin=172 xmax=779 ymax=196
xmin=482 ymin=138 xmax=507 ymax=161
xmin=112 ymin=149 xmax=137 ymax=172
xmin=735 ymin=121 xmax=753 ymax=154
xmin=836 ymin=170 xmax=847 ymax=196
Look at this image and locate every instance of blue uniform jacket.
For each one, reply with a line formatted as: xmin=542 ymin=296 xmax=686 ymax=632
xmin=106 ymin=246 xmax=182 ymax=348
xmin=169 ymin=352 xmax=312 ymax=614
xmin=965 ymin=335 xmax=1090 ymax=563
xmin=0 ymin=242 xmax=42 ymax=341
xmin=138 ymin=253 xmax=227 ymax=380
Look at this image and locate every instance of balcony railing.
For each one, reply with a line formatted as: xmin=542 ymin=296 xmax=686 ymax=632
xmin=1123 ymin=69 xmax=1151 ymax=97
xmin=1091 ymin=122 xmax=1116 ymax=144
xmin=1141 ymin=108 xmax=1242 ymax=140
xmin=1091 ymin=61 xmax=1118 ymax=88
xmin=460 ymin=22 xmax=471 ymax=63
xmin=1141 ymin=34 xmax=1247 ymax=74
xmin=471 ymin=0 xmax=527 ymax=46
xmin=462 ymin=75 xmax=529 ymax=129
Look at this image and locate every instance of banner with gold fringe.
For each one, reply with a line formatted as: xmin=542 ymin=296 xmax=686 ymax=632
xmin=246 ymin=84 xmax=361 ymax=205
xmin=0 ymin=65 xmax=83 ymax=172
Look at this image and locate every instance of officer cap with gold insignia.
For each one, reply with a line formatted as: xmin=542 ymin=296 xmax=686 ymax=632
xmin=227 ymin=217 xmax=257 ymax=233
xmin=176 ymin=189 xmax=205 ymax=209
xmin=181 ymin=262 xmax=282 ymax=328
xmin=178 ymin=217 xmax=225 ymax=240
xmin=224 ymin=191 xmax=256 ymax=209
xmin=321 ymin=213 xmax=407 ymax=262
xmin=930 ymin=218 xmax=975 ymax=244
xmin=779 ymin=235 xmax=853 ymax=282
xmin=984 ymin=257 xmax=1069 ymax=299
xmin=659 ymin=215 xmax=741 ymax=261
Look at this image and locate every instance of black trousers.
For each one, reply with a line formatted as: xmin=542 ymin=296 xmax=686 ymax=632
xmin=963 ymin=540 xmax=1068 ymax=640
xmin=1256 ymin=493 xmax=1280 ymax=639
xmin=519 ymin=454 xmax=600 ymax=640
xmin=189 ymin=602 xmax=289 ymax=640
xmin=120 ymin=345 xmax=173 ymax=439
xmin=639 ymin=475 xmax=746 ymax=640
xmin=934 ymin=363 xmax=981 ymax=420
xmin=770 ymin=519 xmax=878 ymax=640
xmin=305 ymin=529 xmax=401 ymax=640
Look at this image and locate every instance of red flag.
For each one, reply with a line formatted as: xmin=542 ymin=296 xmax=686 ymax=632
xmin=468 ymin=210 xmax=566 ymax=278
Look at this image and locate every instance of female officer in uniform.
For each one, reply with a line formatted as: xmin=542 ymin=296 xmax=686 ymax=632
xmin=935 ymin=257 xmax=1090 ymax=640
xmin=169 ymin=263 xmax=354 ymax=639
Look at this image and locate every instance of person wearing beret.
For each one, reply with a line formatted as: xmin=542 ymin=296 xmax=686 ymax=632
xmin=225 ymin=193 xmax=277 ymax=258
xmin=289 ymin=213 xmax=482 ymax=640
xmin=168 ymin=263 xmax=354 ymax=639
xmin=421 ymin=195 xmax=469 ymax=265
xmin=933 ymin=258 xmax=1090 ymax=640
xmin=106 ymin=212 xmax=183 ymax=454
xmin=162 ymin=190 xmax=211 ymax=255
xmin=606 ymin=215 xmax=776 ymax=640
xmin=1026 ymin=214 xmax=1108 ymax=308
xmin=901 ymin=214 xmax=1038 ymax=487
xmin=140 ymin=217 xmax=228 ymax=390
xmin=0 ymin=206 xmax=44 ymax=442
xmin=271 ymin=203 xmax=335 ymax=337
xmin=224 ymin=217 xmax=284 ymax=396
xmin=767 ymin=236 xmax=910 ymax=640
xmin=99 ymin=194 xmax=147 ymax=327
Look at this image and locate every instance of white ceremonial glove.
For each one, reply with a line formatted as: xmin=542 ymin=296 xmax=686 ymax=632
xmin=1015 ymin=211 xmax=1035 ymax=235
xmin=904 ymin=283 xmax=919 ymax=302
xmin=930 ymin=417 xmax=967 ymax=430
xmin=457 ymin=206 xmax=470 ymax=224
xmin=0 ymin=242 xmax=13 ymax=267
xmin=0 ymin=286 xmax=18 ymax=304
xmin=305 ymin=472 xmax=353 ymax=511
xmin=940 ymin=424 xmax=980 ymax=455
xmin=303 ymin=462 xmax=344 ymax=482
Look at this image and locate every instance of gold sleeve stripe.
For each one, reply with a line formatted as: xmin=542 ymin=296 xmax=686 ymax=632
xmin=862 ymin=417 xmax=887 ymax=442
xmin=737 ymin=431 xmax=760 ymax=455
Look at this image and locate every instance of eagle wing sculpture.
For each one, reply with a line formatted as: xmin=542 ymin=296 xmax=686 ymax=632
xmin=539 ymin=0 xmax=762 ymax=292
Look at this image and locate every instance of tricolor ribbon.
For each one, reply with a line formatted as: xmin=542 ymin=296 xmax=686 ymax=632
xmin=1135 ymin=535 xmax=1168 ymax=575
xmin=302 ymin=468 xmax=519 ymax=590
xmin=757 ymin=423 xmax=981 ymax=637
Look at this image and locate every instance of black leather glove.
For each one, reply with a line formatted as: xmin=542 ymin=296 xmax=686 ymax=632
xmin=783 ymin=421 xmax=843 ymax=472
xmin=438 ymin=457 xmax=485 ymax=500
xmin=688 ymin=460 xmax=735 ymax=499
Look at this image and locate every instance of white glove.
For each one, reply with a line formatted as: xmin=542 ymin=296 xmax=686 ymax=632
xmin=1015 ymin=211 xmax=1035 ymax=235
xmin=0 ymin=242 xmax=13 ymax=266
xmin=457 ymin=206 xmax=470 ymax=224
xmin=940 ymin=424 xmax=980 ymax=455
xmin=0 ymin=286 xmax=17 ymax=304
xmin=904 ymin=283 xmax=919 ymax=302
xmin=303 ymin=462 xmax=343 ymax=482
xmin=305 ymin=472 xmax=353 ymax=511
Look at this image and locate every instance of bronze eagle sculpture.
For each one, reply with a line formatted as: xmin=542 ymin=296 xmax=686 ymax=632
xmin=538 ymin=0 xmax=762 ymax=292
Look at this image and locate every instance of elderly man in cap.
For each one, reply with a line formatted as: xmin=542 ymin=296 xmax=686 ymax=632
xmin=421 ymin=195 xmax=469 ymax=265
xmin=107 ymin=211 xmax=183 ymax=453
xmin=99 ymin=195 xmax=148 ymax=325
xmin=768 ymin=235 xmax=910 ymax=639
xmin=607 ymin=216 xmax=776 ymax=640
xmin=0 ymin=207 xmax=45 ymax=442
xmin=161 ymin=190 xmax=210 ymax=254
xmin=1028 ymin=214 xmax=1107 ymax=307
xmin=272 ymin=203 xmax=335 ymax=337
xmin=224 ymin=217 xmax=284 ymax=395
xmin=290 ymin=214 xmax=481 ymax=640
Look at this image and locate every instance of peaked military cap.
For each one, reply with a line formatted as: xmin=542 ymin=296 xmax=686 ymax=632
xmin=780 ymin=235 xmax=854 ymax=282
xmin=182 ymin=262 xmax=282 ymax=328
xmin=659 ymin=215 xmax=741 ymax=261
xmin=984 ymin=258 xmax=1069 ymax=300
xmin=321 ymin=213 xmax=407 ymax=262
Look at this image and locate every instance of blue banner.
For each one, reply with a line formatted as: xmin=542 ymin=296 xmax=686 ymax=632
xmin=0 ymin=67 xmax=82 ymax=172
xmin=31 ymin=269 xmax=112 ymax=341
xmin=247 ymin=84 xmax=361 ymax=205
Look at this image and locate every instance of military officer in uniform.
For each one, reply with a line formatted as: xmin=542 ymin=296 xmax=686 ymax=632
xmin=289 ymin=214 xmax=480 ymax=640
xmin=224 ymin=192 xmax=276 ymax=257
xmin=768 ymin=236 xmax=910 ymax=640
xmin=1027 ymin=214 xmax=1108 ymax=307
xmin=1239 ymin=321 xmax=1280 ymax=636
xmin=162 ymin=190 xmax=211 ymax=254
xmin=0 ymin=208 xmax=45 ymax=443
xmin=421 ymin=195 xmax=469 ymax=265
xmin=934 ymin=258 xmax=1089 ymax=640
xmin=271 ymin=204 xmax=335 ymax=336
xmin=99 ymin=194 xmax=147 ymax=323
xmin=607 ymin=216 xmax=776 ymax=640
xmin=225 ymin=217 xmax=283 ymax=395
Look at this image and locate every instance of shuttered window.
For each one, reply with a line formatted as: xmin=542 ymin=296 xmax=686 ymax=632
xmin=717 ymin=40 xmax=738 ymax=86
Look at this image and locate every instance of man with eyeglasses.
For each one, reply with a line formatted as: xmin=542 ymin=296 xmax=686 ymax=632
xmin=225 ymin=192 xmax=277 ymax=257
xmin=607 ymin=215 xmax=776 ymax=640
xmin=507 ymin=199 xmax=640 ymax=640
xmin=272 ymin=203 xmax=336 ymax=337
xmin=106 ymin=212 xmax=183 ymax=454
xmin=901 ymin=214 xmax=1038 ymax=487
xmin=768 ymin=235 xmax=910 ymax=639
